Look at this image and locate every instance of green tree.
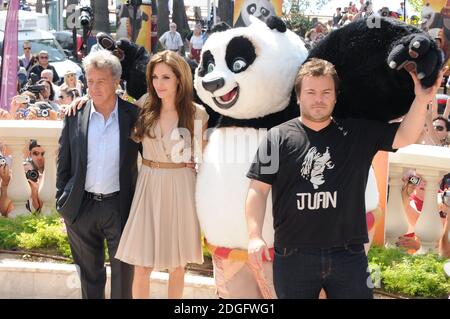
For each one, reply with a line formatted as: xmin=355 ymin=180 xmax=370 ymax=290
xmin=408 ymin=0 xmax=425 ymax=13
xmin=282 ymin=11 xmax=313 ymax=37
xmin=285 ymin=0 xmax=330 ymax=14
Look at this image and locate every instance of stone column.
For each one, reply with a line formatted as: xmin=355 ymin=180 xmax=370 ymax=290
xmin=38 ymin=143 xmax=58 ymax=216
xmin=414 ymin=169 xmax=443 ymax=254
xmin=6 ymin=140 xmax=31 ymax=216
xmin=385 ymin=166 xmax=409 ymax=247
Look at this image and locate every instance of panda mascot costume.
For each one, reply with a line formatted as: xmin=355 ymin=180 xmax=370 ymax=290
xmin=98 ymin=15 xmax=443 ymax=298
xmin=194 ymin=16 xmax=443 ymax=298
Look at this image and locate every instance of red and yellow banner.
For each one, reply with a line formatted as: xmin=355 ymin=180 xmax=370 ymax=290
xmin=116 ymin=1 xmax=152 ymax=53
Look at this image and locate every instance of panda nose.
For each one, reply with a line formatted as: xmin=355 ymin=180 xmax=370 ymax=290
xmin=202 ymin=77 xmax=225 ymax=93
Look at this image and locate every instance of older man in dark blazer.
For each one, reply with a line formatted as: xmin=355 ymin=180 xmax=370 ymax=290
xmin=56 ymin=50 xmax=140 ymax=299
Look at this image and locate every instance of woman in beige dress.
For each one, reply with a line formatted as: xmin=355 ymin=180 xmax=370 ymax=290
xmin=115 ymin=50 xmax=208 ymax=298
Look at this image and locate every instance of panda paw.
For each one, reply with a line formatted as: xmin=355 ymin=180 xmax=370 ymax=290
xmin=387 ymin=33 xmax=443 ymax=87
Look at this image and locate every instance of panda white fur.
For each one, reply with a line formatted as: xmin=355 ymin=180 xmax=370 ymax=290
xmin=194 ymin=17 xmax=308 ymax=250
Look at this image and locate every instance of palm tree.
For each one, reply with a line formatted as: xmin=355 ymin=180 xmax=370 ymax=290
xmin=172 ymin=0 xmax=190 ymax=41
xmin=218 ymin=0 xmax=233 ymax=26
xmin=91 ymin=0 xmax=110 ymax=33
xmin=157 ymin=0 xmax=170 ymax=38
xmin=36 ymin=0 xmax=43 ymax=13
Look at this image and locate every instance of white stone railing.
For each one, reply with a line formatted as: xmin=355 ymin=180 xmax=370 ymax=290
xmin=0 ymin=120 xmax=62 ymax=216
xmin=386 ymin=144 xmax=450 ymax=254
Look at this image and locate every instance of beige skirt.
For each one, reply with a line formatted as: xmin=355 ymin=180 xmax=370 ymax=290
xmin=115 ymin=165 xmax=203 ymax=271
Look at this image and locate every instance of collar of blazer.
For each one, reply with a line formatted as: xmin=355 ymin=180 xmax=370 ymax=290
xmin=78 ymin=98 xmax=132 ymax=170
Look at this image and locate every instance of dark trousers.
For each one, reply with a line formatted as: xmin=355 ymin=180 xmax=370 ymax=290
xmin=273 ymin=244 xmax=373 ymax=299
xmin=65 ymin=194 xmax=133 ymax=299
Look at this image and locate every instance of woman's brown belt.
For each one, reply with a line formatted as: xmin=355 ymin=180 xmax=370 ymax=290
xmin=141 ymin=158 xmax=188 ymax=169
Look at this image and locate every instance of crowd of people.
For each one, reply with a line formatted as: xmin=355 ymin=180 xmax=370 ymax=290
xmin=305 ymin=1 xmax=415 ymax=49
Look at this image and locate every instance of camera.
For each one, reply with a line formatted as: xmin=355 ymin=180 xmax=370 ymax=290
xmin=442 ymin=191 xmax=450 ymax=207
xmin=21 ymin=73 xmax=46 ymax=98
xmin=79 ymin=6 xmax=94 ymax=28
xmin=34 ymin=102 xmax=53 ymax=118
xmin=126 ymin=0 xmax=152 ymax=6
xmin=0 ymin=155 xmax=6 ymax=167
xmin=25 ymin=169 xmax=39 ymax=183
xmin=27 ymin=84 xmax=46 ymax=95
xmin=380 ymin=7 xmax=389 ymax=17
xmin=408 ymin=175 xmax=421 ymax=185
xmin=15 ymin=94 xmax=30 ymax=104
xmin=16 ymin=108 xmax=30 ymax=119
xmin=0 ymin=154 xmax=11 ymax=167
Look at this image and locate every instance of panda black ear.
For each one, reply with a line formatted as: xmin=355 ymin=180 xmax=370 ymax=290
xmin=266 ymin=16 xmax=286 ymax=33
xmin=209 ymin=22 xmax=232 ymax=34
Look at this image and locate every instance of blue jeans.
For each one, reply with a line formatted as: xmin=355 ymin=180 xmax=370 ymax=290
xmin=273 ymin=244 xmax=373 ymax=299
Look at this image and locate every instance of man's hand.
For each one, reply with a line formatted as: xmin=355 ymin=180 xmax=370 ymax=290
xmin=66 ymin=96 xmax=89 ymax=117
xmin=27 ymin=177 xmax=40 ymax=194
xmin=0 ymin=165 xmax=11 ymax=187
xmin=409 ymin=66 xmax=448 ymax=105
xmin=248 ymin=236 xmax=271 ymax=270
xmin=0 ymin=108 xmax=11 ymax=120
xmin=396 ymin=234 xmax=421 ymax=251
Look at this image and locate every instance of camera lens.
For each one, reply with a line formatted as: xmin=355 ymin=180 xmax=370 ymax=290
xmin=26 ymin=169 xmax=39 ymax=182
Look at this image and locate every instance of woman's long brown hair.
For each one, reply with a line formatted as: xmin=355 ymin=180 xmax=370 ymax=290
xmin=133 ymin=50 xmax=195 ymax=141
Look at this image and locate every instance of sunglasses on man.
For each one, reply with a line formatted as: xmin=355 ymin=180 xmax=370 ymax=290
xmin=23 ymin=47 xmax=31 ymax=50
xmin=434 ymin=125 xmax=445 ymax=132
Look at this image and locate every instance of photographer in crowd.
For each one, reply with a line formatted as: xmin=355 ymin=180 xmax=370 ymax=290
xmin=432 ymin=116 xmax=450 ymax=147
xmin=398 ymin=171 xmax=450 ymax=254
xmin=41 ymin=69 xmax=60 ymax=102
xmin=0 ymin=146 xmax=13 ymax=217
xmin=23 ymin=140 xmax=44 ymax=213
xmin=23 ymin=79 xmax=59 ymax=120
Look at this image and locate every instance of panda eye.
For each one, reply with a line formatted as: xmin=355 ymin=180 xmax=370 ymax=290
xmin=261 ymin=7 xmax=270 ymax=17
xmin=247 ymin=4 xmax=256 ymax=14
xmin=207 ymin=63 xmax=215 ymax=73
xmin=232 ymin=59 xmax=247 ymax=72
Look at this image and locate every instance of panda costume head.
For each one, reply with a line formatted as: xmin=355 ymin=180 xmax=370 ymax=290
xmin=238 ymin=0 xmax=276 ymax=27
xmin=195 ymin=16 xmax=307 ymax=126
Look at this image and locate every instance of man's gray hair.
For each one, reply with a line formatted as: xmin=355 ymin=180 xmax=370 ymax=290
xmin=82 ymin=50 xmax=122 ymax=80
xmin=41 ymin=69 xmax=53 ymax=76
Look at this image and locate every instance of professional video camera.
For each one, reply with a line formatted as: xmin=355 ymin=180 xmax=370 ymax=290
xmin=79 ymin=6 xmax=94 ymax=28
xmin=20 ymin=73 xmax=46 ymax=99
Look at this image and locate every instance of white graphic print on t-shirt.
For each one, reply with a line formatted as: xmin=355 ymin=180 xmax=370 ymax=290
xmin=300 ymin=146 xmax=334 ymax=189
xmin=297 ymin=146 xmax=337 ymax=211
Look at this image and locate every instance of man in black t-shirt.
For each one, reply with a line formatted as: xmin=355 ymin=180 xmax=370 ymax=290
xmin=245 ymin=58 xmax=446 ymax=299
